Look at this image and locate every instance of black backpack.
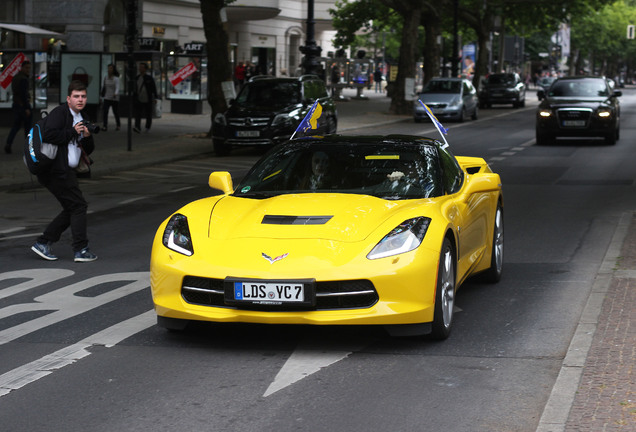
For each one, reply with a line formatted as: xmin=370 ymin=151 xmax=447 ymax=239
xmin=24 ymin=114 xmax=58 ymax=175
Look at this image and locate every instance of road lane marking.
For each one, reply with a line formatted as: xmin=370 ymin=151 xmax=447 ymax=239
xmin=0 ymin=269 xmax=74 ymax=301
xmin=0 ymin=271 xmax=150 ymax=345
xmin=263 ymin=338 xmax=368 ymax=397
xmin=0 ymin=310 xmax=155 ymax=397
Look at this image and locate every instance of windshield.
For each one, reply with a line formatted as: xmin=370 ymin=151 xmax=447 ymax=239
xmin=233 ymin=140 xmax=443 ymax=200
xmin=236 ymin=81 xmax=301 ymax=107
xmin=548 ymin=79 xmax=609 ymax=97
xmin=421 ymin=80 xmax=461 ymax=94
xmin=486 ymin=74 xmax=515 ymax=85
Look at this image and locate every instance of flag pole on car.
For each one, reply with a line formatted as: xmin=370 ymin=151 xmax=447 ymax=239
xmin=418 ymin=100 xmax=449 ymax=149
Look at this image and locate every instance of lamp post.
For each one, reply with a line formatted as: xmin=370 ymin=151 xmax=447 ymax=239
xmin=451 ymin=0 xmax=459 ymax=77
xmin=300 ymin=0 xmax=322 ymax=76
xmin=125 ymin=0 xmax=138 ymax=151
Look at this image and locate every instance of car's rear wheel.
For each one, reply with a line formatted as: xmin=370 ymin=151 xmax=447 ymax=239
xmin=213 ymin=138 xmax=232 ymax=156
xmin=327 ymin=116 xmax=338 ymax=134
xmin=482 ymin=203 xmax=504 ymax=283
xmin=431 ymin=238 xmax=456 ymax=340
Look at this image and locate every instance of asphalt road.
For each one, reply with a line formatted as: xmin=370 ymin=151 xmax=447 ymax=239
xmin=1 ymin=89 xmax=635 ymax=431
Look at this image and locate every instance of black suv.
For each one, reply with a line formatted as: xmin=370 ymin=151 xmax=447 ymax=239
xmin=535 ymin=76 xmax=621 ymax=145
xmin=479 ymin=73 xmax=526 ymax=108
xmin=212 ymin=75 xmax=337 ymax=156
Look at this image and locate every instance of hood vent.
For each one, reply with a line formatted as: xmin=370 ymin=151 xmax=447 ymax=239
xmin=262 ymin=215 xmax=333 ymax=225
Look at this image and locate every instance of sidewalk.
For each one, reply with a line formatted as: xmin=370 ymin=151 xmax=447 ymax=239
xmin=0 ymin=87 xmax=408 ymax=191
xmin=1 ymin=86 xmax=634 ymax=431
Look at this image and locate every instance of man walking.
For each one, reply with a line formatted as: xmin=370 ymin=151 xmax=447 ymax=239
xmin=133 ymin=62 xmax=157 ymax=133
xmin=31 ymin=80 xmax=98 ymax=262
xmin=5 ymin=60 xmax=33 ymax=154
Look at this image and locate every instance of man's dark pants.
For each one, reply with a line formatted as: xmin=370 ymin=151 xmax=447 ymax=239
xmin=6 ymin=105 xmax=33 ymax=149
xmin=36 ymin=171 xmax=89 ymax=252
xmin=134 ymin=100 xmax=153 ymax=130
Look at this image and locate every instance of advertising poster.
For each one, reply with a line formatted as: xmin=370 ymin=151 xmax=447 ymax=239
xmin=60 ymin=53 xmax=102 ymax=104
xmin=462 ymin=43 xmax=476 ymax=78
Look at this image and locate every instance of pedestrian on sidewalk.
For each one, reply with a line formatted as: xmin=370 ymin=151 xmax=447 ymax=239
xmin=133 ymin=62 xmax=157 ymax=133
xmin=5 ymin=60 xmax=33 ymax=154
xmin=30 ymin=80 xmax=98 ymax=263
xmin=101 ymin=63 xmax=121 ymax=131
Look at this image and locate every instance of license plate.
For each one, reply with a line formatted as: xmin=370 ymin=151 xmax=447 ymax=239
xmin=224 ymin=278 xmax=315 ymax=307
xmin=236 ymin=130 xmax=259 ymax=137
xmin=563 ymin=120 xmax=585 ymax=127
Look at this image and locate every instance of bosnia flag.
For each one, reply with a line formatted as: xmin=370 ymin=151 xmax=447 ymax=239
xmin=418 ymin=99 xmax=449 ymax=148
xmin=292 ymin=100 xmax=322 ymax=139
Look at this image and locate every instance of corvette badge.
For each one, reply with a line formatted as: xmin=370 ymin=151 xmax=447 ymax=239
xmin=262 ymin=252 xmax=289 ymax=264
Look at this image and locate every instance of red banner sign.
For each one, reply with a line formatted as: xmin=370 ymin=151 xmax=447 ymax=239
xmin=170 ymin=62 xmax=198 ymax=87
xmin=0 ymin=52 xmax=27 ymax=89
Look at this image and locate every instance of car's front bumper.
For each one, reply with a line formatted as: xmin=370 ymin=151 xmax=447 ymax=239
xmin=150 ymin=236 xmax=440 ymax=327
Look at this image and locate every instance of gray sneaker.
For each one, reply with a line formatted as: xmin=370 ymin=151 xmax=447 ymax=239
xmin=31 ymin=242 xmax=58 ymax=261
xmin=74 ymin=247 xmax=98 ymax=262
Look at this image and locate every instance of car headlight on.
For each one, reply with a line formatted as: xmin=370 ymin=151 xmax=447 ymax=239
xmin=538 ymin=110 xmax=552 ymax=118
xmin=597 ymin=109 xmax=611 ymax=118
xmin=272 ymin=113 xmax=292 ymax=127
xmin=162 ymin=214 xmax=194 ymax=256
xmin=367 ymin=217 xmax=431 ymax=260
xmin=214 ymin=113 xmax=226 ymax=125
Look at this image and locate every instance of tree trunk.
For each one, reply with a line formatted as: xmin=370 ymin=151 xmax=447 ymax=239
xmin=200 ymin=0 xmax=232 ymax=133
xmin=388 ymin=1 xmax=422 ymax=114
xmin=422 ymin=12 xmax=441 ymax=86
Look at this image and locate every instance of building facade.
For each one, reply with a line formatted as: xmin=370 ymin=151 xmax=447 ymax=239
xmin=2 ymin=0 xmax=340 ymax=78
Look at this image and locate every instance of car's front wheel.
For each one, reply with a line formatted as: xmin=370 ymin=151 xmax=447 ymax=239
xmin=536 ymin=131 xmax=553 ymax=146
xmin=471 ymin=106 xmax=478 ymax=120
xmin=431 ymin=238 xmax=456 ymax=340
xmin=482 ymin=203 xmax=504 ymax=283
xmin=605 ymin=129 xmax=618 ymax=145
xmin=213 ymin=138 xmax=232 ymax=156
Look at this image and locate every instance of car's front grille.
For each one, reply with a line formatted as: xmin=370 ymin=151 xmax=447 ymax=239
xmin=556 ymin=108 xmax=592 ymax=127
xmin=228 ymin=117 xmax=270 ymax=127
xmin=181 ymin=276 xmax=378 ymax=310
xmin=427 ymin=103 xmax=447 ymax=109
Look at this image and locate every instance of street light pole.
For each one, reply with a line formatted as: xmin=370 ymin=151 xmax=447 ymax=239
xmin=299 ymin=0 xmax=322 ymax=76
xmin=451 ymin=0 xmax=459 ymax=77
xmin=125 ymin=0 xmax=138 ymax=152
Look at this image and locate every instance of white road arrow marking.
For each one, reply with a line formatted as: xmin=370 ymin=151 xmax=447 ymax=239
xmin=263 ymin=338 xmax=368 ymax=397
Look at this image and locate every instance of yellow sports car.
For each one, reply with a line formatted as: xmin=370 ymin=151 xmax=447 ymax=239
xmin=150 ymin=135 xmax=503 ymax=339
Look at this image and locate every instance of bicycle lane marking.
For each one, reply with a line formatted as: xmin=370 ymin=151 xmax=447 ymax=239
xmin=0 ymin=310 xmax=155 ymax=397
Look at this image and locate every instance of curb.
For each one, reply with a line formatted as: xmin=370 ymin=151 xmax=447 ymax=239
xmin=535 ymin=211 xmax=632 ymax=431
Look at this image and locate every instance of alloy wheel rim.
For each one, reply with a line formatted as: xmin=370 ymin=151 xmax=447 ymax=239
xmin=441 ymin=248 xmax=455 ymax=328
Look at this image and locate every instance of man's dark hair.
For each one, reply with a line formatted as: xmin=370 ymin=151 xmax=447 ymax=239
xmin=68 ymin=79 xmax=87 ymax=95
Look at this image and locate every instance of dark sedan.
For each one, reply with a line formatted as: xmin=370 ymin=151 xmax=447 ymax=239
xmin=535 ymin=76 xmax=621 ymax=145
xmin=479 ymin=73 xmax=526 ymax=108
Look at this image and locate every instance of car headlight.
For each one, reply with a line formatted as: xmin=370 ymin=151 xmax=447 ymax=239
xmin=538 ymin=110 xmax=552 ymax=118
xmin=597 ymin=109 xmax=611 ymax=118
xmin=448 ymin=97 xmax=461 ymax=108
xmin=214 ymin=113 xmax=226 ymax=125
xmin=162 ymin=214 xmax=194 ymax=256
xmin=367 ymin=217 xmax=431 ymax=260
xmin=272 ymin=113 xmax=292 ymax=127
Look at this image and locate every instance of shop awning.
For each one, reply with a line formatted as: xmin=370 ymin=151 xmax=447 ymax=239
xmin=0 ymin=23 xmax=65 ymax=38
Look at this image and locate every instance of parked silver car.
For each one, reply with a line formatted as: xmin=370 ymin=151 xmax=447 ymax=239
xmin=414 ymin=78 xmax=478 ymax=123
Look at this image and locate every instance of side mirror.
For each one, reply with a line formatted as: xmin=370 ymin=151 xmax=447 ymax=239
xmin=463 ymin=173 xmax=501 ymax=200
xmin=612 ymin=90 xmax=622 ymax=97
xmin=209 ymin=171 xmax=233 ymax=194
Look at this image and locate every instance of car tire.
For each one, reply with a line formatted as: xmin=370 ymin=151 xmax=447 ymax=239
xmin=327 ymin=116 xmax=338 ymax=134
xmin=605 ymin=131 xmax=617 ymax=145
xmin=157 ymin=316 xmax=189 ymax=332
xmin=458 ymin=107 xmax=465 ymax=123
xmin=536 ymin=131 xmax=553 ymax=146
xmin=430 ymin=237 xmax=456 ymax=340
xmin=471 ymin=106 xmax=478 ymax=120
xmin=213 ymin=138 xmax=232 ymax=156
xmin=482 ymin=203 xmax=504 ymax=283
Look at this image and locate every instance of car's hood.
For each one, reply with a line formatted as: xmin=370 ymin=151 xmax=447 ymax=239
xmin=208 ymin=194 xmax=424 ymax=242
xmin=542 ymin=97 xmax=610 ymax=109
xmin=416 ymin=94 xmax=459 ymax=105
xmin=226 ymin=103 xmax=302 ymax=118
